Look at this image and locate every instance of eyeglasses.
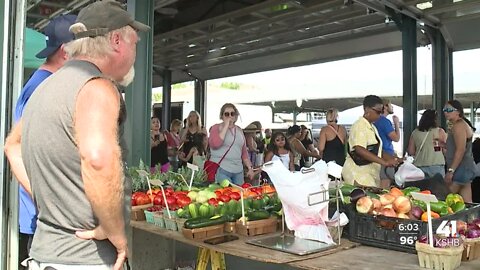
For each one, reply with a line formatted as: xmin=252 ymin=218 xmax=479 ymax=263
xmin=223 ymin=111 xmax=236 ymax=117
xmin=442 ymin=107 xmax=457 ymax=113
xmin=275 ymin=137 xmax=285 ymax=142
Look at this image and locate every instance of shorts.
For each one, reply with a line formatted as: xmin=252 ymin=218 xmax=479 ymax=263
xmin=24 ymin=258 xmax=115 ymax=270
xmin=418 ymin=165 xmax=445 ymax=178
xmin=452 ymin=166 xmax=475 ymax=185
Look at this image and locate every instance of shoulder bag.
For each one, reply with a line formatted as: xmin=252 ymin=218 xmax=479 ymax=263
xmin=204 ymin=126 xmax=236 ymax=182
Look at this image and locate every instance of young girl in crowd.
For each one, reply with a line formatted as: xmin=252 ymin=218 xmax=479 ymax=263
xmin=264 ymin=132 xmax=295 ymax=171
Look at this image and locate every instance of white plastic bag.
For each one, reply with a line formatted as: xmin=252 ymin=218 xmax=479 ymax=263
xmin=262 ymin=160 xmax=334 ymax=244
xmin=395 ymin=161 xmax=425 ymax=187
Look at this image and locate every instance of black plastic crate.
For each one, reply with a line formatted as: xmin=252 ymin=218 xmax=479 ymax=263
xmin=344 ymin=203 xmax=480 ymax=253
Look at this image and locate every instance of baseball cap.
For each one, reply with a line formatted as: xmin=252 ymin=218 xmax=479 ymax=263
xmin=73 ymin=0 xmax=150 ymax=39
xmin=36 ymin=14 xmax=77 ymax=59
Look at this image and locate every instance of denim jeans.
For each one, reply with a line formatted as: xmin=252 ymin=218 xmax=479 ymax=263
xmin=215 ymin=167 xmax=244 ymax=185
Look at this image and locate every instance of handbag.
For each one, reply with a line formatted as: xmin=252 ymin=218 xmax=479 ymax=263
xmin=204 ymin=127 xmax=236 ymax=182
xmin=347 ymin=134 xmax=380 ymax=166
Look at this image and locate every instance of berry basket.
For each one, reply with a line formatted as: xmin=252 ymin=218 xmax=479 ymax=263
xmin=416 ymin=242 xmax=464 ymax=270
xmin=462 ymin=238 xmax=480 ymax=261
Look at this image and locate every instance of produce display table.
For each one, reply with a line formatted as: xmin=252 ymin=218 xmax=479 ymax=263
xmin=131 ymin=221 xmax=480 ymax=269
xmin=131 ymin=221 xmax=357 ymax=265
xmin=289 ymin=245 xmax=480 ymax=270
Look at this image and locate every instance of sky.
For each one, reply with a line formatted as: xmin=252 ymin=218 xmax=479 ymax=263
xmin=211 ymin=47 xmax=480 ymax=98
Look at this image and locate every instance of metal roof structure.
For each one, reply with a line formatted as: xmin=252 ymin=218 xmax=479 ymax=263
xmin=26 ymin=0 xmax=480 ymax=87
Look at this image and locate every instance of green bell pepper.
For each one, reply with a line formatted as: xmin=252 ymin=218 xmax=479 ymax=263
xmin=430 ymin=201 xmax=448 ymax=214
xmin=445 ymin=193 xmax=464 ymax=207
xmin=451 ymin=201 xmax=466 ymax=213
xmin=402 ymin=187 xmax=421 ymax=196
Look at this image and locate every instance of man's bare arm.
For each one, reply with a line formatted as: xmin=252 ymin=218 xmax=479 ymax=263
xmin=4 ymin=120 xmax=32 ymax=196
xmin=75 ymin=78 xmax=126 ymax=249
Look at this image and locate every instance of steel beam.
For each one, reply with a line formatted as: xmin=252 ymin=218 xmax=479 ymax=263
xmin=124 ymin=0 xmax=154 ymax=166
xmin=430 ymin=27 xmax=450 ymax=129
xmin=194 ymin=79 xmax=206 ymax=124
xmin=401 ymin=15 xmax=417 ymax=151
xmin=162 ymin=69 xmax=172 ymax=133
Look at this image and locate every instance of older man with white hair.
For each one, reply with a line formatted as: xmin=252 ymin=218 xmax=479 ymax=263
xmin=4 ymin=1 xmax=149 ymax=269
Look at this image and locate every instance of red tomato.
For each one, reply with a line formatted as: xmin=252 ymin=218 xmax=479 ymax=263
xmin=214 ymin=190 xmax=223 ymax=197
xmin=208 ymin=198 xmax=219 ymax=206
xmin=241 ymin=183 xmax=252 ymax=189
xmin=165 ymin=187 xmax=174 ymax=196
xmin=136 ymin=194 xmax=151 ymax=205
xmin=176 ymin=196 xmax=192 ymax=207
xmin=223 ymin=190 xmax=232 ymax=196
xmin=132 ymin=192 xmax=144 ymax=201
xmin=219 ymin=194 xmax=231 ymax=203
xmin=131 ymin=199 xmax=137 ymax=206
xmin=153 ymin=194 xmax=163 ymax=206
xmin=165 ymin=196 xmax=177 ymax=207
xmin=229 ymin=192 xmax=241 ymax=201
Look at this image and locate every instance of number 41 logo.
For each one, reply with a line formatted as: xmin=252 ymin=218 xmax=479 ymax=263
xmin=436 ymin=220 xmax=457 ymax=237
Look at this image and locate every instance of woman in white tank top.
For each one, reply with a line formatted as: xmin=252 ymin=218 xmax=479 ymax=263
xmin=264 ymin=132 xmax=295 ymax=171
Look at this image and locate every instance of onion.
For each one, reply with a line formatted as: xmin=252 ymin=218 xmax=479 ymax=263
xmin=467 ymin=229 xmax=480 ymax=239
xmin=379 ymin=194 xmax=396 ymax=205
xmin=356 ymin=196 xmax=373 ymax=214
xmin=350 ymin=188 xmax=366 ymax=204
xmin=393 ymin=196 xmax=411 ymax=214
xmin=410 ymin=206 xmax=424 ymax=220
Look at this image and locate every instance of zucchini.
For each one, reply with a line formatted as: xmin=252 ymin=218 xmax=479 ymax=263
xmin=184 ymin=215 xmax=227 ymax=229
xmin=246 ymin=210 xmax=270 ymax=221
xmin=340 ymin=184 xmax=356 ymax=196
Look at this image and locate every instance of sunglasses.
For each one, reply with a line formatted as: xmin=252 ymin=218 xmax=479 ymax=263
xmin=223 ymin=111 xmax=236 ymax=117
xmin=442 ymin=107 xmax=457 ymax=113
xmin=371 ymin=107 xmax=383 ymax=115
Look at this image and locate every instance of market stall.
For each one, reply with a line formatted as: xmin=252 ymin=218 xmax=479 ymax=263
xmin=129 ymin=161 xmax=480 ymax=270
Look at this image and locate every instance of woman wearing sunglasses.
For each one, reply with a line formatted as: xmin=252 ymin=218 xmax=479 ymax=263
xmin=443 ymin=100 xmax=476 ymax=202
xmin=342 ymin=95 xmax=400 ymax=187
xmin=208 ymin=103 xmax=255 ymax=185
xmin=264 ymin=132 xmax=295 ymax=171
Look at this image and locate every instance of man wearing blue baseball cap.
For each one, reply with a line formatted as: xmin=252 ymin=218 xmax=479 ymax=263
xmin=13 ymin=14 xmax=76 ymax=270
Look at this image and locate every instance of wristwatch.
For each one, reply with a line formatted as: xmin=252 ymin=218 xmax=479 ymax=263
xmin=448 ymin=168 xmax=455 ymax=173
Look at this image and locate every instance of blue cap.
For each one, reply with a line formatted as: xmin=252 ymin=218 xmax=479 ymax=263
xmin=36 ymin=14 xmax=77 ymax=59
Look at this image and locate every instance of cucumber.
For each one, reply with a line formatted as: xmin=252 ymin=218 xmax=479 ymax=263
xmin=199 ymin=204 xmax=210 ymax=218
xmin=188 ymin=203 xmax=199 ymax=218
xmin=184 ymin=215 xmax=227 ymax=229
xmin=246 ymin=210 xmax=270 ymax=221
xmin=365 ymin=191 xmax=379 ymax=199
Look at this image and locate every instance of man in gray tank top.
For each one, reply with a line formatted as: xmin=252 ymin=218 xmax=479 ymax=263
xmin=4 ymin=1 xmax=149 ymax=269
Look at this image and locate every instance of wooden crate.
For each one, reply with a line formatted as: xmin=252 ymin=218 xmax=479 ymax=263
xmin=224 ymin=222 xmax=236 ymax=233
xmin=462 ymin=238 xmax=480 ymax=261
xmin=131 ymin=204 xmax=152 ymax=221
xmin=236 ymin=217 xmax=277 ymax=237
xmin=416 ymin=242 xmax=464 ymax=270
xmin=182 ymin=224 xmax=224 ymax=240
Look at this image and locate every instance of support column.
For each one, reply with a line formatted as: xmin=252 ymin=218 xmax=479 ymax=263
xmin=125 ymin=0 xmax=153 ymax=166
xmin=162 ymin=69 xmax=172 ymax=131
xmin=1 ymin=0 xmax=25 ymax=269
xmin=431 ymin=27 xmax=450 ymax=129
xmin=401 ymin=15 xmax=418 ymax=151
xmin=448 ymin=48 xmax=454 ymax=101
xmin=194 ymin=79 xmax=206 ymax=124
